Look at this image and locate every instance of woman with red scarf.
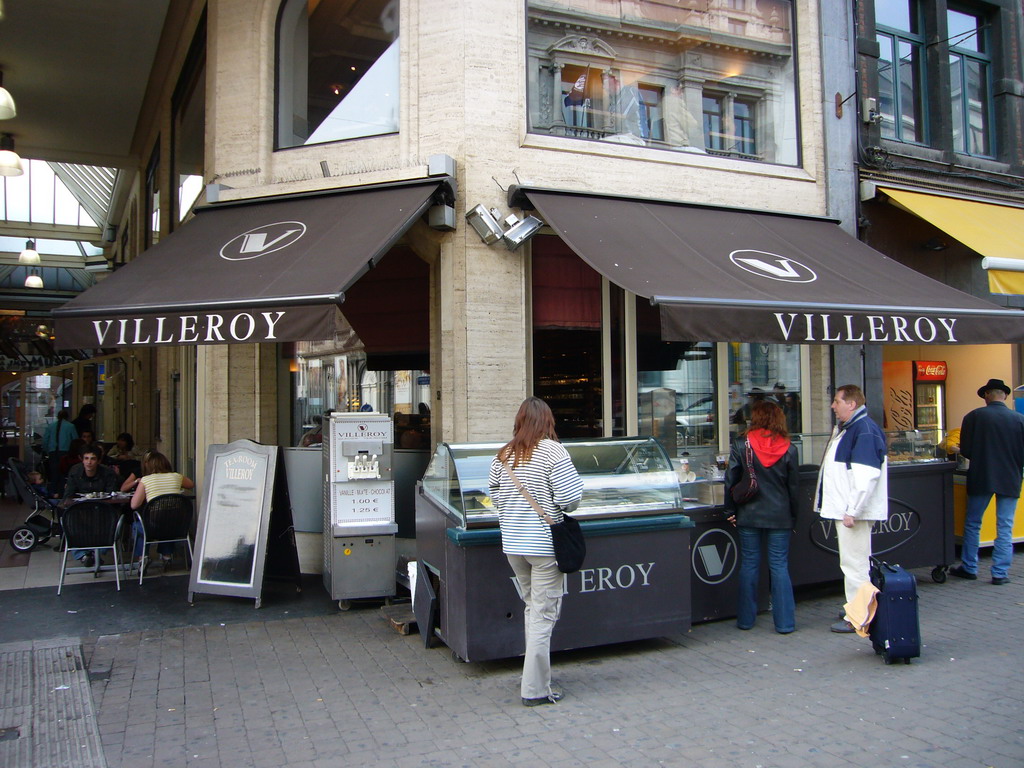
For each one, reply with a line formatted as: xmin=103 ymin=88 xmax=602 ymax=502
xmin=724 ymin=399 xmax=800 ymax=633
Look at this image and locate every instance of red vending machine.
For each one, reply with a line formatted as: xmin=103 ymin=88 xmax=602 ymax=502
xmin=912 ymin=361 xmax=946 ymax=432
xmin=882 ymin=360 xmax=947 ymax=432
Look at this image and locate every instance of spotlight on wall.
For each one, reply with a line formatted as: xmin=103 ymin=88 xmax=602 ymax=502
xmin=466 ymin=204 xmax=504 ymax=245
xmin=18 ymin=239 xmax=40 ymax=265
xmin=500 ymin=214 xmax=543 ymax=251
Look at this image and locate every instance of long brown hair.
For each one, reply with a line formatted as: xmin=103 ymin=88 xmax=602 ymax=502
xmin=497 ymin=397 xmax=559 ymax=467
xmin=143 ymin=451 xmax=173 ymax=475
xmin=746 ymin=399 xmax=789 ymax=439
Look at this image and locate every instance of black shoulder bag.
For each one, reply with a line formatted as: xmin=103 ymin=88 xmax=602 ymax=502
xmin=730 ymin=439 xmax=760 ymax=504
xmin=504 ymin=462 xmax=586 ymax=574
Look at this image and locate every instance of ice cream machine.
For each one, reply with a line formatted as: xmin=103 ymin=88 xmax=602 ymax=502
xmin=322 ymin=412 xmax=397 ymax=608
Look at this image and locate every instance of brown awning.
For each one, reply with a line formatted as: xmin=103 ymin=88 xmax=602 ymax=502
xmin=53 ymin=178 xmax=452 ymax=349
xmin=513 ymin=188 xmax=1024 ymax=344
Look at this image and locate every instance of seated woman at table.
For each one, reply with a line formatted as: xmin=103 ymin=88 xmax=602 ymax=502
xmin=130 ymin=451 xmax=194 ymax=569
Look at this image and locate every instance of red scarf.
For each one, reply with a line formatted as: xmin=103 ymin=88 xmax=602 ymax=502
xmin=747 ymin=428 xmax=790 ymax=467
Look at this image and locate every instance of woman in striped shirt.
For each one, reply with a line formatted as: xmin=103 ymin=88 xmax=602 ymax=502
xmin=488 ymin=397 xmax=583 ymax=707
xmin=130 ymin=451 xmax=195 ymax=567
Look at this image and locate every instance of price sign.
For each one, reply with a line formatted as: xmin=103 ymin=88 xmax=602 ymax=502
xmin=332 ymin=480 xmax=394 ymax=525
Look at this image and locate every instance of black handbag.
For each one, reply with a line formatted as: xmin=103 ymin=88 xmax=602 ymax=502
xmin=730 ymin=439 xmax=760 ymax=504
xmin=504 ymin=463 xmax=586 ymax=573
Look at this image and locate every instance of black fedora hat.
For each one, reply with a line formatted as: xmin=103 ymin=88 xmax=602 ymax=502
xmin=977 ymin=378 xmax=1011 ymax=398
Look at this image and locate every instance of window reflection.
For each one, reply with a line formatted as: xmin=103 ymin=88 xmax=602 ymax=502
xmin=277 ymin=0 xmax=399 ymax=148
xmin=727 ymin=343 xmax=801 ymax=439
xmin=528 ymin=0 xmax=799 ymax=165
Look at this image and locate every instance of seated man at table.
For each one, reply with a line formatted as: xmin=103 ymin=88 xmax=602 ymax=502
xmin=63 ymin=444 xmax=121 ymax=567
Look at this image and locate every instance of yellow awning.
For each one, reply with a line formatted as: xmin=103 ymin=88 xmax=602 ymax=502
xmin=879 ymin=187 xmax=1024 ymax=294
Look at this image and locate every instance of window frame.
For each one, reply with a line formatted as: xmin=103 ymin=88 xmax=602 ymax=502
xmin=874 ymin=1 xmax=928 ymax=145
xmin=946 ymin=5 xmax=995 ymax=157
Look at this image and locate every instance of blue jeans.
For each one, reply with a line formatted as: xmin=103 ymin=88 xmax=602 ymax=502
xmin=131 ymin=519 xmax=175 ymax=559
xmin=962 ymin=494 xmax=1017 ymax=579
xmin=736 ymin=526 xmax=795 ymax=633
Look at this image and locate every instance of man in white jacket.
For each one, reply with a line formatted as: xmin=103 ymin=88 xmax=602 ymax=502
xmin=814 ymin=385 xmax=888 ymax=633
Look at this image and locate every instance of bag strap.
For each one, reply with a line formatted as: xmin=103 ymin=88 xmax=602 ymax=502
xmin=744 ymin=439 xmax=755 ymax=473
xmin=503 ymin=461 xmax=555 ymax=526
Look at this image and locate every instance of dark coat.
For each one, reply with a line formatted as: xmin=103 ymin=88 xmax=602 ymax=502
xmin=723 ymin=437 xmax=799 ymax=528
xmin=960 ymin=401 xmax=1024 ymax=497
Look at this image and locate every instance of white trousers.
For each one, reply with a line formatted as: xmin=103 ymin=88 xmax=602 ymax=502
xmin=507 ymin=554 xmax=563 ymax=699
xmin=836 ymin=519 xmax=873 ymax=605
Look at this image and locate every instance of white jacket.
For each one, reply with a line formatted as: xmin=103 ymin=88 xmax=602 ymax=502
xmin=814 ymin=409 xmax=889 ymax=522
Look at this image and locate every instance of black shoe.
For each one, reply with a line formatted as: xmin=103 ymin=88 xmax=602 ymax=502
xmin=991 ymin=576 xmax=1010 ymax=585
xmin=949 ymin=565 xmax=977 ymax=581
xmin=830 ymin=620 xmax=856 ymax=634
xmin=81 ymin=552 xmax=95 ymax=568
xmin=522 ymin=692 xmax=563 ymax=707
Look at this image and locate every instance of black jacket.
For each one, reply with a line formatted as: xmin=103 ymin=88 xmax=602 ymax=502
xmin=723 ymin=437 xmax=799 ymax=528
xmin=960 ymin=401 xmax=1024 ymax=497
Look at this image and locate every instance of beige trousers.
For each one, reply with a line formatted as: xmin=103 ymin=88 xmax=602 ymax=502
xmin=836 ymin=518 xmax=873 ymax=605
xmin=507 ymin=554 xmax=564 ymax=699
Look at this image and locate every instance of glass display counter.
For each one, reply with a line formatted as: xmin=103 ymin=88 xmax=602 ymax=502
xmin=414 ymin=437 xmax=693 ymax=662
xmin=420 ymin=436 xmax=682 ymax=526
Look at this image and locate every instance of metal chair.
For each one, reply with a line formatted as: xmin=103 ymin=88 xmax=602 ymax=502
xmin=58 ymin=501 xmax=126 ymax=594
xmin=132 ymin=494 xmax=194 ymax=584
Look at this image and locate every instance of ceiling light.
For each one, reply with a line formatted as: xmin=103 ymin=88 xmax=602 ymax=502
xmin=0 ymin=133 xmax=23 ymax=176
xmin=24 ymin=271 xmax=43 ymax=289
xmin=0 ymin=71 xmax=15 ymax=120
xmin=18 ymin=239 xmax=40 ymax=265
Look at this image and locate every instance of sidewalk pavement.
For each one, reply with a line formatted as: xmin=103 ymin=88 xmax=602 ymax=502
xmin=2 ymin=556 xmax=1023 ymax=768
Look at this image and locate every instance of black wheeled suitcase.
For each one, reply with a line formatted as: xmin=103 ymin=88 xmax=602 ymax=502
xmin=869 ymin=558 xmax=920 ymax=664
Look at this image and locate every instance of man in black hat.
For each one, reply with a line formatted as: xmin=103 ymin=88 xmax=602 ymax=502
xmin=950 ymin=378 xmax=1024 ymax=585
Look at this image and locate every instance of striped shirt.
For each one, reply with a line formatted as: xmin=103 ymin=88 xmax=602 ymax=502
xmin=140 ymin=472 xmax=185 ymax=501
xmin=488 ymin=439 xmax=584 ymax=556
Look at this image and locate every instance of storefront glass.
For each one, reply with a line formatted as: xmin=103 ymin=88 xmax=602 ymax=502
xmin=531 ymin=237 xmax=604 ymax=438
xmin=293 ymin=346 xmax=429 ymax=449
xmin=526 ymin=0 xmax=800 ymax=165
xmin=636 ymin=296 xmax=717 ymax=460
xmin=726 ymin=342 xmax=802 ymax=438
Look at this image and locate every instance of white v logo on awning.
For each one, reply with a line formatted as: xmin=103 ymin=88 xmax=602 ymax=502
xmin=735 ymin=257 xmax=801 ymax=278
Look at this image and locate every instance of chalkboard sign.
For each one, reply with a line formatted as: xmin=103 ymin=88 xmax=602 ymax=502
xmin=189 ymin=439 xmax=279 ymax=606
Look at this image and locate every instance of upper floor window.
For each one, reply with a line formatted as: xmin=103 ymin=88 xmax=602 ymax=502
xmin=875 ymin=0 xmax=926 ymax=144
xmin=947 ymin=7 xmax=992 ymax=156
xmin=527 ymin=0 xmax=799 ymax=166
xmin=872 ymin=0 xmax=995 ymax=158
xmin=276 ymin=0 xmax=399 ymax=149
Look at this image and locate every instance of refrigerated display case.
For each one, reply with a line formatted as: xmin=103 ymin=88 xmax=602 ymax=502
xmin=413 ymin=437 xmax=693 ymax=661
xmin=883 ymin=360 xmax=946 ymax=432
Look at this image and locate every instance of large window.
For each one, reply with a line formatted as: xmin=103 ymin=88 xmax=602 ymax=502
xmin=172 ymin=17 xmax=205 ymax=226
xmin=875 ymin=0 xmax=926 ymax=144
xmin=527 ymin=0 xmax=800 ymax=165
xmin=947 ymin=7 xmax=992 ymax=156
xmin=276 ymin=0 xmax=399 ymax=149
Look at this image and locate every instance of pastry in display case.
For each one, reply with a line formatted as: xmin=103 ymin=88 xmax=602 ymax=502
xmin=885 ymin=429 xmax=944 ymax=464
xmin=420 ymin=437 xmax=683 ymax=528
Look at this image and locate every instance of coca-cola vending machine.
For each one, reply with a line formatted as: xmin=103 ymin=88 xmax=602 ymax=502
xmin=883 ymin=360 xmax=947 ymax=432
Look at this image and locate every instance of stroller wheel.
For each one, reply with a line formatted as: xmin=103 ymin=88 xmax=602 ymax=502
xmin=11 ymin=526 xmax=38 ymax=552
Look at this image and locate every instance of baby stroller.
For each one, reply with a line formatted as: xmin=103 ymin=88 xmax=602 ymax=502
xmin=8 ymin=457 xmax=62 ymax=552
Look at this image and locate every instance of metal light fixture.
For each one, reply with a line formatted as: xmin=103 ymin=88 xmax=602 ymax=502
xmin=0 ymin=71 xmax=15 ymax=120
xmin=24 ymin=270 xmax=43 ymax=289
xmin=465 ymin=204 xmax=504 ymax=245
xmin=18 ymin=239 xmax=40 ymax=265
xmin=500 ymin=214 xmax=544 ymax=251
xmin=0 ymin=133 xmax=23 ymax=176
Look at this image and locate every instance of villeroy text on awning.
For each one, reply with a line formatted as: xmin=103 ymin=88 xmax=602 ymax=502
xmin=510 ymin=187 xmax=1024 ymax=345
xmin=53 ymin=177 xmax=453 ymax=349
